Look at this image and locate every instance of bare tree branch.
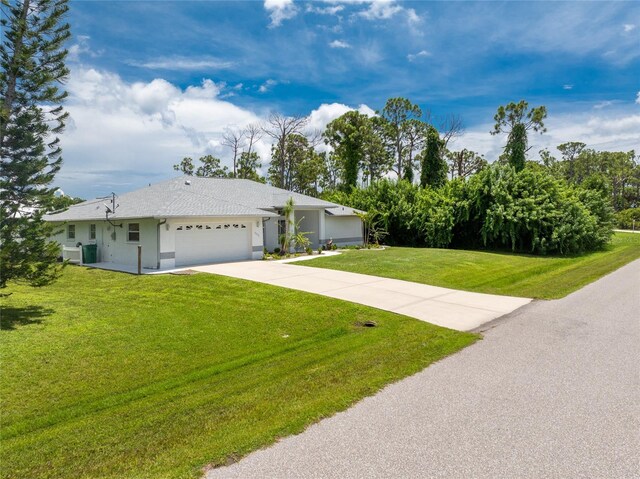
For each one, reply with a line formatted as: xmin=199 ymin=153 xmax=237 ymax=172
xmin=262 ymin=113 xmax=309 ymax=188
xmin=243 ymin=122 xmax=263 ymax=156
xmin=221 ymin=127 xmax=245 ymax=177
xmin=439 ymin=114 xmax=464 ymax=148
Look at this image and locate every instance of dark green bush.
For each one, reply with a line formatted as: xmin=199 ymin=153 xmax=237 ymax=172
xmin=459 ymin=164 xmax=612 ymax=254
xmin=326 ymin=163 xmax=613 ymax=255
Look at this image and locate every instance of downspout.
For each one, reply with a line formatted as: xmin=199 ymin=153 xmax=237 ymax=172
xmin=156 ymin=219 xmax=167 ymax=269
xmin=262 ymin=217 xmax=271 ymax=253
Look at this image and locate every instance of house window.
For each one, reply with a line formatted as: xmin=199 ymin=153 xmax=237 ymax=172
xmin=277 ymin=219 xmax=286 ymax=236
xmin=127 ymin=223 xmax=140 ymax=242
xmin=89 ymin=224 xmax=96 ymax=240
xmin=67 ymin=224 xmax=76 ymax=240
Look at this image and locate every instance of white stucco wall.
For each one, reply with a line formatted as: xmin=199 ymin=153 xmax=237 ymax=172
xmin=49 ymin=219 xmax=159 ymax=268
xmin=324 ymin=215 xmax=363 ymax=246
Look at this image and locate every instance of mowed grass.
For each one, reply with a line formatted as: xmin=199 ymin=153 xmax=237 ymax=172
xmin=300 ymin=232 xmax=640 ymax=299
xmin=0 ymin=267 xmax=477 ymax=479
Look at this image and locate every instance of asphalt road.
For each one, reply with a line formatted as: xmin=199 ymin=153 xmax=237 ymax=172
xmin=208 ymin=259 xmax=640 ymax=479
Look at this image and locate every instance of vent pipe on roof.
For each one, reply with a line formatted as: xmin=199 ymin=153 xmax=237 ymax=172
xmin=185 ymin=180 xmax=191 ymax=186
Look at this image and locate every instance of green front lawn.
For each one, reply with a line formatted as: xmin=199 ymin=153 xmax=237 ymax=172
xmin=300 ymin=232 xmax=640 ymax=299
xmin=0 ymin=267 xmax=476 ymax=479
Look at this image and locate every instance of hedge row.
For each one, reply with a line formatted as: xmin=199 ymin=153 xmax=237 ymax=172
xmin=325 ymin=163 xmax=614 ymax=255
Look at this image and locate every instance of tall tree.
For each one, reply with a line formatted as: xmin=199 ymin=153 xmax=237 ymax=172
xmin=173 ymin=155 xmax=229 ymax=178
xmin=557 ymin=141 xmax=586 ymax=182
xmin=243 ymin=122 xmax=263 ymax=157
xmin=361 ymin=129 xmax=391 ymax=186
xmin=320 ymin=151 xmax=340 ymax=191
xmin=504 ymin=123 xmax=527 ymax=171
xmin=376 ymin=97 xmax=423 ymax=179
xmin=447 ymin=149 xmax=487 ymax=180
xmin=263 ymin=113 xmax=308 ymax=188
xmin=0 ymin=0 xmax=71 ymax=288
xmin=419 ymin=127 xmax=447 ymax=188
xmin=323 ymin=110 xmax=371 ymax=191
xmin=221 ymin=128 xmax=245 ymax=177
xmin=237 ymin=151 xmax=263 ymax=182
xmin=268 ymin=134 xmax=323 ymax=195
xmin=403 ymin=118 xmax=428 ymax=183
xmin=173 ymin=157 xmax=195 ymax=175
xmin=196 ymin=155 xmax=229 ymax=178
xmin=438 ymin=113 xmax=464 ymax=149
xmin=491 ymin=100 xmax=547 ymax=171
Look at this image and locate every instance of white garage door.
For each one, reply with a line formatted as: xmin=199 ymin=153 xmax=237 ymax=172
xmin=175 ymin=222 xmax=251 ymax=267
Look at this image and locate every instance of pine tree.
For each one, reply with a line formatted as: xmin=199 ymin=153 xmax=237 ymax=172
xmin=419 ymin=127 xmax=447 ymax=188
xmin=505 ymin=123 xmax=527 ymax=171
xmin=1 ymin=0 xmax=71 ymax=288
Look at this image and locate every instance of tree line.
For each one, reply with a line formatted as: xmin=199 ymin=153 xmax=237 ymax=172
xmin=174 ymin=99 xmax=639 ymax=213
xmin=174 ymin=97 xmax=475 ymax=195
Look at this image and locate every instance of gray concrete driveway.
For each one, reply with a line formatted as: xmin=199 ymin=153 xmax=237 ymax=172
xmin=206 ymin=259 xmax=640 ymax=479
xmin=193 ymin=261 xmax=530 ymax=331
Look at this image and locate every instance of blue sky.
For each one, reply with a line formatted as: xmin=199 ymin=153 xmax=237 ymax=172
xmin=59 ymin=0 xmax=640 ymax=198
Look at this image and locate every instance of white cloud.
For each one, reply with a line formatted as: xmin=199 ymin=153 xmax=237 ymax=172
xmin=67 ymin=35 xmax=103 ymax=62
xmin=307 ymin=102 xmax=375 ymax=136
xmin=487 ymin=4 xmax=640 ymax=65
xmin=355 ymin=0 xmax=421 ymax=24
xmin=127 ymin=56 xmax=234 ymax=71
xmin=623 ymin=24 xmax=636 ymax=32
xmin=58 ymin=71 xmax=380 ymax=197
xmin=59 ymin=67 xmax=265 ymax=196
xmin=258 ymin=79 xmax=278 ymax=93
xmin=307 ymin=4 xmax=344 ymax=15
xmin=594 ymin=100 xmax=614 ymax=109
xmin=358 ymin=0 xmax=402 ymax=20
xmin=405 ymin=8 xmax=420 ymax=25
xmin=264 ymin=0 xmax=297 ymax=27
xmin=329 ymin=40 xmax=351 ymax=49
xmin=359 ymin=42 xmax=383 ymax=65
xmin=407 ymin=50 xmax=431 ymax=62
xmin=563 ymin=84 xmax=573 ymax=90
xmin=636 ymin=91 xmax=640 ymax=104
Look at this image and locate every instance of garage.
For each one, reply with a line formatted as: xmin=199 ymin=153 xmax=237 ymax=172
xmin=174 ymin=222 xmax=251 ymax=267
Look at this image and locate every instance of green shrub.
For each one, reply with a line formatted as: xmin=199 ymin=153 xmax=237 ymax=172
xmin=328 ymin=163 xmax=613 ymax=255
xmin=460 ymin=164 xmax=610 ymax=254
xmin=616 ymin=208 xmax=640 ymax=230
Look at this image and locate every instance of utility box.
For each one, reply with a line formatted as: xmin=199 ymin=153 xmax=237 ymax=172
xmin=82 ymin=244 xmax=98 ymax=264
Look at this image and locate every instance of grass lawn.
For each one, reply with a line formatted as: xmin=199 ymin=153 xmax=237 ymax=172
xmin=0 ymin=267 xmax=476 ymax=479
xmin=299 ymin=232 xmax=640 ymax=299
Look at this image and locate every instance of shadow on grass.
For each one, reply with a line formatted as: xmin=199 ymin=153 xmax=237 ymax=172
xmin=0 ymin=306 xmax=54 ymax=331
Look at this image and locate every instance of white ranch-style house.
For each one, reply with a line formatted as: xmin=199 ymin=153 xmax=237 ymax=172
xmin=45 ymin=176 xmax=363 ymax=270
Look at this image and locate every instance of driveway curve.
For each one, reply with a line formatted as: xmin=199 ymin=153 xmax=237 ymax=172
xmin=193 ymin=260 xmax=530 ymax=331
xmin=206 ymin=259 xmax=640 ymax=479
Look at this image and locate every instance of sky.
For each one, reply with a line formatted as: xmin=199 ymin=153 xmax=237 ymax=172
xmin=57 ymin=0 xmax=640 ymax=198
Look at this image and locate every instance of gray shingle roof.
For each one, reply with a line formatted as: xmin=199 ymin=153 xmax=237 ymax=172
xmin=44 ymin=176 xmax=343 ymax=222
xmin=325 ymin=205 xmax=364 ymax=217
